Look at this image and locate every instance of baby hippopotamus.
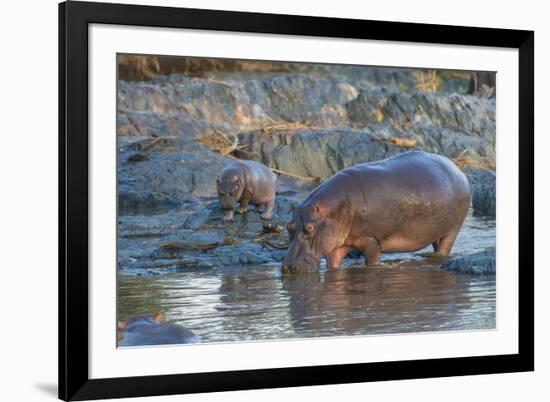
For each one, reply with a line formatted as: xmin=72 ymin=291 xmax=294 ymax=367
xmin=217 ymin=160 xmax=277 ymax=222
xmin=117 ymin=312 xmax=201 ymax=347
xmin=282 ymin=151 xmax=471 ymax=272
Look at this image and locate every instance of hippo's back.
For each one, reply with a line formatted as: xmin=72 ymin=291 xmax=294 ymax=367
xmin=345 ymin=151 xmax=469 ymax=201
xmin=343 ymin=151 xmax=470 ymax=250
xmin=231 ymin=160 xmax=272 ymax=175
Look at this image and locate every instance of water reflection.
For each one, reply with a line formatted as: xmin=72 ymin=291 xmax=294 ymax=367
xmin=281 ymin=266 xmax=493 ymax=337
xmin=118 ymin=262 xmax=495 ymax=344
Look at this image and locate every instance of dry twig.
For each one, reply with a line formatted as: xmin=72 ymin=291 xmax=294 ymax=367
xmin=370 ymin=136 xmax=417 ymax=148
xmin=270 ymin=167 xmax=321 ymax=182
xmin=158 ymin=236 xmax=239 ymax=251
xmin=259 ymin=121 xmax=315 ymax=134
xmin=387 ymin=137 xmax=417 ymax=147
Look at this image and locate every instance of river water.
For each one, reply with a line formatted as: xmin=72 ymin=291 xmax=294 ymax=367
xmin=117 ymin=212 xmax=496 ymax=344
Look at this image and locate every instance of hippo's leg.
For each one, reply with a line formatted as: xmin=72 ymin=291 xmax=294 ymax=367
xmin=435 ymin=228 xmax=460 ymax=256
xmin=327 ymin=246 xmax=354 ymax=268
xmin=358 ymin=237 xmax=381 ymax=266
xmin=260 ymin=199 xmax=274 ymax=220
xmin=236 ymin=192 xmax=250 ymax=214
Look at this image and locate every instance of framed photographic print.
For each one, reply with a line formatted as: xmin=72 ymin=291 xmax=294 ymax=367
xmin=59 ymin=1 xmax=534 ymax=400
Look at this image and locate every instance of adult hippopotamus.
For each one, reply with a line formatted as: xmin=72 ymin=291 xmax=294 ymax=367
xmin=282 ymin=151 xmax=470 ymax=272
xmin=217 ymin=160 xmax=277 ymax=222
xmin=117 ymin=312 xmax=201 ymax=347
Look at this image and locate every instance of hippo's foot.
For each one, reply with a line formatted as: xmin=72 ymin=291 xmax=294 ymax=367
xmin=236 ymin=207 xmax=248 ymax=215
xmin=365 ymin=261 xmax=390 ymax=269
xmin=260 ymin=200 xmax=275 ymax=221
xmin=418 ymin=251 xmax=450 ymax=259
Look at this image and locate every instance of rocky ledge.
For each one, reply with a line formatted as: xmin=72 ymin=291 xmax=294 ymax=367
xmin=117 ymin=73 xmax=496 ymax=218
xmin=464 ymin=167 xmax=496 ymax=217
xmin=117 ymin=197 xmax=297 ymax=275
xmin=441 ymin=247 xmax=496 ymax=275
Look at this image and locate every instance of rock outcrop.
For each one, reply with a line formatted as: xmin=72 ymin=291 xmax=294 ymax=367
xmin=117 ymin=197 xmax=297 ymax=275
xmin=117 ymin=73 xmax=496 ymax=217
xmin=118 ymin=74 xmax=358 ymax=132
xmin=465 ymin=167 xmax=496 ymax=217
xmin=442 ymin=247 xmax=496 ymax=275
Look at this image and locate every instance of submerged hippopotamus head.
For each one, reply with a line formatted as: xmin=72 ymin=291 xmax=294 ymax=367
xmin=216 ymin=171 xmax=244 ymax=210
xmin=282 ymin=202 xmax=346 ymax=273
xmin=117 ymin=312 xmax=201 ymax=346
xmin=117 ymin=312 xmax=164 ymax=336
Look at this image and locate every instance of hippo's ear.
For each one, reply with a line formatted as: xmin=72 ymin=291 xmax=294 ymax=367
xmin=117 ymin=321 xmax=126 ymax=331
xmin=289 ymin=203 xmax=299 ymax=215
xmin=153 ymin=311 xmax=163 ymax=323
xmin=216 ymin=176 xmax=221 ymax=184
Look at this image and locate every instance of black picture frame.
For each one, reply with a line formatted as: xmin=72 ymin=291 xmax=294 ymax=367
xmin=59 ymin=1 xmax=534 ymax=400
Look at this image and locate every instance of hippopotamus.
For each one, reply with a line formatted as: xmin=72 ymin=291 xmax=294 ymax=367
xmin=217 ymin=160 xmax=277 ymax=222
xmin=117 ymin=312 xmax=201 ymax=347
xmin=282 ymin=151 xmax=470 ymax=272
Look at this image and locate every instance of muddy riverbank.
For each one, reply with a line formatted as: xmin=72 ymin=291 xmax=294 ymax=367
xmin=117 ymin=199 xmax=496 ymax=343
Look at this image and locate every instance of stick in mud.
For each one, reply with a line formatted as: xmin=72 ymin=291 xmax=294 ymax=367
xmin=158 ymin=236 xmax=239 ymax=251
xmin=369 ymin=136 xmax=417 ymax=148
xmin=141 ymin=136 xmax=177 ymax=152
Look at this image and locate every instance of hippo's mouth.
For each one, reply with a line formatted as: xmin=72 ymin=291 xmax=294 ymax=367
xmin=281 ymin=253 xmax=320 ymax=273
xmin=219 ymin=200 xmax=237 ymax=210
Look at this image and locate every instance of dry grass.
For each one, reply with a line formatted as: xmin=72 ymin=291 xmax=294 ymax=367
xmin=118 ymin=55 xmax=295 ymax=81
xmin=452 ymin=150 xmax=495 ymax=171
xmin=439 ymin=70 xmax=472 ymax=80
xmin=253 ymin=229 xmax=289 ymax=249
xmin=412 ymin=70 xmax=440 ymax=92
xmin=259 ymin=121 xmax=316 ymax=134
xmin=195 ymin=129 xmax=242 ymax=156
xmin=258 ymin=223 xmax=285 ymax=235
xmin=118 ymin=55 xmax=160 ymax=80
